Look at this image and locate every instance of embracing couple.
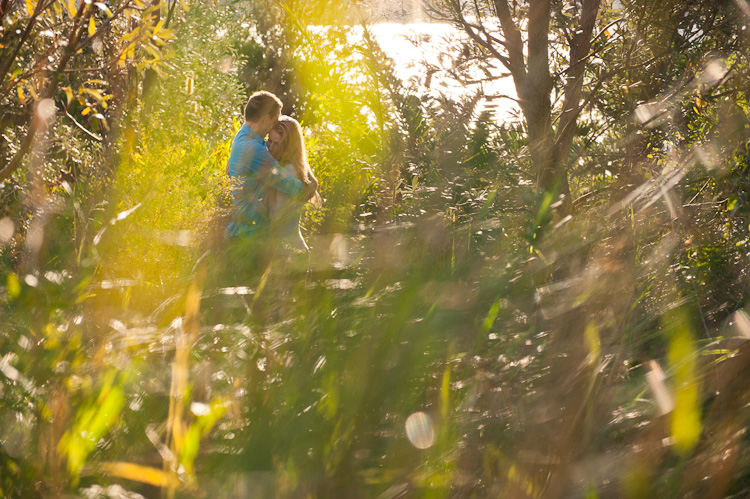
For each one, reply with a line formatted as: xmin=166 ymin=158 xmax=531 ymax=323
xmin=225 ymin=91 xmax=321 ymax=257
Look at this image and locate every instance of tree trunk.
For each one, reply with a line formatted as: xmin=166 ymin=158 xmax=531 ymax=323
xmin=451 ymin=0 xmax=602 ymax=201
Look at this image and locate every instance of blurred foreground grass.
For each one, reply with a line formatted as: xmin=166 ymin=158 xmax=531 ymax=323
xmin=2 ymin=1 xmax=750 ymax=498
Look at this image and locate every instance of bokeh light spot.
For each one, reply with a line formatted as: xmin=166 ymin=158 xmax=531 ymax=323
xmin=405 ymin=411 xmax=435 ymax=449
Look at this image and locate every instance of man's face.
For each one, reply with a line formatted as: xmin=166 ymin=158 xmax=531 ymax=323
xmin=261 ymin=110 xmax=281 ymax=137
xmin=267 ymin=130 xmax=283 ymax=160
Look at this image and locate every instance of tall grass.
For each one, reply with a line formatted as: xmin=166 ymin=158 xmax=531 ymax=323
xmin=2 ymin=1 xmax=750 ymax=498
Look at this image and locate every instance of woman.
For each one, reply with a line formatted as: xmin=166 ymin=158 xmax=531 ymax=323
xmin=266 ymin=115 xmax=322 ymax=253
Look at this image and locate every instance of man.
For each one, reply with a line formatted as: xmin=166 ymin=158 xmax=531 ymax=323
xmin=226 ymin=91 xmax=317 ymax=238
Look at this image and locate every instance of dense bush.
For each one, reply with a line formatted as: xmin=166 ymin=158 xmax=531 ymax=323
xmin=2 ymin=0 xmax=750 ymax=497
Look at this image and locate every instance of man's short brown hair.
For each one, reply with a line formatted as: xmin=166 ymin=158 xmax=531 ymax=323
xmin=244 ymin=91 xmax=283 ymax=122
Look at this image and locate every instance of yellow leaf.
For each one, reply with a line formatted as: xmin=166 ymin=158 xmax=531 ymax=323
xmin=98 ymin=462 xmax=181 ymax=488
xmin=7 ymin=273 xmax=21 ymax=300
xmin=584 ymin=322 xmax=600 ymax=362
xmin=666 ymin=308 xmax=702 ymax=455
xmin=81 ymin=107 xmax=91 ymax=116
xmin=156 ymin=28 xmax=175 ymax=41
xmin=52 ymin=1 xmax=63 ymax=22
xmin=25 ymin=0 xmax=35 ymax=16
xmin=143 ymin=43 xmax=163 ymax=61
xmin=441 ymin=363 xmax=450 ymax=422
xmin=64 ymin=86 xmax=74 ymax=106
xmin=67 ymin=0 xmax=77 ymax=17
xmin=88 ymin=17 xmax=96 ymax=37
xmin=17 ymin=86 xmax=25 ymax=104
xmin=81 ymin=88 xmax=104 ymax=102
xmin=152 ymin=18 xmax=165 ymax=35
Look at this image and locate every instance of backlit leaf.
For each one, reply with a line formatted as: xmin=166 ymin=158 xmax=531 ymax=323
xmin=64 ymin=86 xmax=74 ymax=106
xmin=98 ymin=462 xmax=180 ymax=488
xmin=94 ymin=2 xmax=113 ymax=17
xmin=666 ymin=309 xmax=702 ymax=455
xmin=60 ymin=374 xmax=125 ymax=478
xmin=7 ymin=273 xmax=21 ymax=300
xmin=81 ymin=88 xmax=104 ymax=102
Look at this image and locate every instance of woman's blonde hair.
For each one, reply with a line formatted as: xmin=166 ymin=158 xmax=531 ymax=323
xmin=273 ymin=116 xmax=322 ymax=207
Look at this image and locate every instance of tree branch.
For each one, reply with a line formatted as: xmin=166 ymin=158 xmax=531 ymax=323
xmin=0 ymin=0 xmax=51 ymax=87
xmin=0 ymin=0 xmax=18 ymax=23
xmin=526 ymin=0 xmax=552 ymax=95
xmin=65 ymin=110 xmax=103 ymax=142
xmin=492 ymin=0 xmax=527 ymax=82
xmin=455 ymin=16 xmax=513 ymax=71
xmin=74 ymin=1 xmax=135 ymax=52
xmin=553 ymin=0 xmax=602 ymax=169
xmin=164 ymin=0 xmax=178 ymax=29
xmin=0 ymin=2 xmax=93 ymax=182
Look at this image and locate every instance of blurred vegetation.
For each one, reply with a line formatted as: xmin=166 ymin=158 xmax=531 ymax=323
xmin=2 ymin=0 xmax=750 ymax=497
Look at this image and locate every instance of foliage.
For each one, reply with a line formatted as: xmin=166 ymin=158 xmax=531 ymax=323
xmin=2 ymin=0 xmax=750 ymax=497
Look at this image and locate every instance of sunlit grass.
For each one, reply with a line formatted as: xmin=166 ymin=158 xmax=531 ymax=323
xmin=2 ymin=1 xmax=750 ymax=497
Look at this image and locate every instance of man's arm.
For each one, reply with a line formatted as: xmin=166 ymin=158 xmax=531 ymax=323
xmin=248 ymin=146 xmax=303 ymax=198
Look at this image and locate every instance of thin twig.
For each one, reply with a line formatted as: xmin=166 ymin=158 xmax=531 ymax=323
xmin=65 ymin=110 xmax=103 ymax=142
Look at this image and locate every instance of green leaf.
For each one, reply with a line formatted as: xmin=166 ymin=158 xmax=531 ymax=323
xmin=666 ymin=309 xmax=701 ymax=455
xmin=60 ymin=372 xmax=126 ymax=479
xmin=7 ymin=273 xmax=21 ymax=300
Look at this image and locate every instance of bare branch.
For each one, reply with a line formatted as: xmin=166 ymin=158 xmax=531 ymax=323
xmin=456 ymin=17 xmax=513 ymax=71
xmin=65 ymin=110 xmax=103 ymax=142
xmin=164 ymin=0 xmax=178 ymax=28
xmin=553 ymin=0 xmax=602 ymax=165
xmin=492 ymin=0 xmax=527 ymax=81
